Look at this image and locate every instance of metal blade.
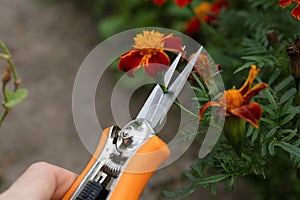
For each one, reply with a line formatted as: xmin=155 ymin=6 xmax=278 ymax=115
xmin=164 ymin=47 xmax=184 ymax=87
xmin=149 ymin=46 xmax=203 ymax=130
xmin=136 ymin=51 xmax=183 ymax=121
xmin=168 ymin=46 xmax=203 ymax=96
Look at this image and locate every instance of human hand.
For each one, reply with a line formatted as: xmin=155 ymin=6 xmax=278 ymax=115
xmin=0 ymin=162 xmax=77 ymax=200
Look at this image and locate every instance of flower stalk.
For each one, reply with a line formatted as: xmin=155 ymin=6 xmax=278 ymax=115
xmin=0 ymin=40 xmax=25 ymax=127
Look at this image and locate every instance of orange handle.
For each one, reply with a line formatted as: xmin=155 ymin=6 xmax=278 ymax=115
xmin=61 ymin=128 xmax=110 ymax=200
xmin=62 ymin=128 xmax=170 ymax=200
xmin=108 ymin=135 xmax=170 ymax=200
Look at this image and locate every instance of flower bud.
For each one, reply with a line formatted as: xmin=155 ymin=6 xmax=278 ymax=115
xmin=223 ymin=116 xmax=245 ymax=157
xmin=2 ymin=67 xmax=11 ymax=85
xmin=266 ymin=30 xmax=278 ymax=46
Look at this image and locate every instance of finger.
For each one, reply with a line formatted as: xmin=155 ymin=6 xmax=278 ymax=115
xmin=0 ymin=162 xmax=78 ymax=200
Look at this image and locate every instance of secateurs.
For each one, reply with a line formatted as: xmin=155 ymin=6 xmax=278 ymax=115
xmin=62 ymin=46 xmax=203 ymax=200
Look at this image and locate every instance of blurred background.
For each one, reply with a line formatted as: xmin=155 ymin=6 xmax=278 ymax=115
xmin=0 ymin=0 xmax=299 ymax=199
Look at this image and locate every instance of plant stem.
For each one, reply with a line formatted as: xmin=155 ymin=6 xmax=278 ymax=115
xmin=173 ymin=100 xmax=199 ymax=119
xmin=0 ymin=108 xmax=9 ymax=127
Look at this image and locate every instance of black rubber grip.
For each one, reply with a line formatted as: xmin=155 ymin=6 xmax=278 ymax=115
xmin=76 ymin=181 xmax=109 ymax=200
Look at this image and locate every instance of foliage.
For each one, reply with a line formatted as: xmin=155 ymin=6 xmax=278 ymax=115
xmin=48 ymin=0 xmax=300 ymax=199
xmin=0 ymin=41 xmax=27 ymax=127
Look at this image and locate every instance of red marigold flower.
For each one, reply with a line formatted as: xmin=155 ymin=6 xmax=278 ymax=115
xmin=278 ymin=0 xmax=300 ymax=20
xmin=199 ymin=65 xmax=268 ymax=128
xmin=173 ymin=0 xmax=192 ymax=7
xmin=153 ymin=0 xmax=167 ymax=6
xmin=211 ymin=0 xmax=229 ymax=14
xmin=118 ymin=30 xmax=184 ymax=77
xmin=185 ymin=17 xmax=201 ymax=35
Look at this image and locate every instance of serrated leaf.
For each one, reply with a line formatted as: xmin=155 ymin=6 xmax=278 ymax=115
xmin=276 ymin=141 xmax=300 ymax=159
xmin=4 ymin=89 xmax=28 ymax=108
xmin=251 ymin=129 xmax=259 ymax=142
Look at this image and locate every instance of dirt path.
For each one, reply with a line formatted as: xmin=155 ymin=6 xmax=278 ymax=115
xmin=0 ymin=0 xmax=254 ymax=199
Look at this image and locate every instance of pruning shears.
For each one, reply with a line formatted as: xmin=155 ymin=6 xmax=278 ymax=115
xmin=62 ymin=46 xmax=203 ymax=200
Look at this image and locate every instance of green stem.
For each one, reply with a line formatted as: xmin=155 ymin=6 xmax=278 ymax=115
xmin=0 ymin=109 xmax=9 ymax=127
xmin=0 ymin=40 xmax=11 ymax=55
xmin=173 ymin=100 xmax=199 ymax=119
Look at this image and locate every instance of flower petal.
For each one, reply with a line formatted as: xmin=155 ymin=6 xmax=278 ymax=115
xmin=153 ymin=0 xmax=167 ymax=6
xmin=163 ymin=36 xmax=185 ymax=55
xmin=243 ymin=83 xmax=268 ymax=103
xmin=199 ymin=101 xmax=221 ymax=121
xmin=119 ymin=50 xmax=143 ymax=77
xmin=231 ymin=102 xmax=262 ymax=128
xmin=292 ymin=3 xmax=300 ymax=20
xmin=211 ymin=0 xmax=229 ymax=14
xmin=239 ymin=65 xmax=260 ymax=95
xmin=278 ymin=0 xmax=293 ymax=8
xmin=143 ymin=51 xmax=170 ymax=77
xmin=185 ymin=17 xmax=201 ymax=36
xmin=173 ymin=0 xmax=192 ymax=7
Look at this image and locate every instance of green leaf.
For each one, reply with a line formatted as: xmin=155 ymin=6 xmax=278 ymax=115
xmin=287 ymin=106 xmax=300 ymax=114
xmin=197 ymin=174 xmax=230 ymax=185
xmin=266 ymin=126 xmax=278 ymax=138
xmin=268 ymin=68 xmax=281 ymax=86
xmin=274 ymin=75 xmax=294 ymax=93
xmin=268 ymin=141 xmax=275 ymax=156
xmin=276 ymin=141 xmax=300 ymax=159
xmin=4 ymin=89 xmax=28 ymax=108
xmin=280 ymin=112 xmax=296 ymax=126
xmin=184 ymin=171 xmax=197 ymax=182
xmin=234 ymin=62 xmax=252 ymax=74
xmin=281 ymin=129 xmax=297 ymax=141
xmin=263 ymin=89 xmax=278 ymax=109
xmin=281 ymin=98 xmax=294 ymax=115
xmin=280 ymin=88 xmax=297 ymax=104
xmin=260 ymin=117 xmax=277 ymax=126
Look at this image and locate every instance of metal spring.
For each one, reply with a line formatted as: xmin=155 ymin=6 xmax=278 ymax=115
xmin=101 ymin=159 xmax=122 ymax=178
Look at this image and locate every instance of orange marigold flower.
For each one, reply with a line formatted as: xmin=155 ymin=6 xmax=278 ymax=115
xmin=194 ymin=0 xmax=228 ymax=22
xmin=185 ymin=17 xmax=201 ymax=35
xmin=199 ymin=65 xmax=268 ymax=128
xmin=173 ymin=0 xmax=192 ymax=7
xmin=194 ymin=1 xmax=213 ymax=22
xmin=278 ymin=0 xmax=300 ymax=20
xmin=118 ymin=30 xmax=184 ymax=77
xmin=153 ymin=0 xmax=167 ymax=6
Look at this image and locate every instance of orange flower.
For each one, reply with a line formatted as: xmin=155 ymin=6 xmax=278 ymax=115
xmin=194 ymin=0 xmax=228 ymax=22
xmin=278 ymin=0 xmax=300 ymax=20
xmin=118 ymin=30 xmax=184 ymax=77
xmin=153 ymin=0 xmax=167 ymax=6
xmin=185 ymin=17 xmax=201 ymax=35
xmin=194 ymin=1 xmax=213 ymax=22
xmin=199 ymin=65 xmax=268 ymax=128
xmin=173 ymin=0 xmax=192 ymax=7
